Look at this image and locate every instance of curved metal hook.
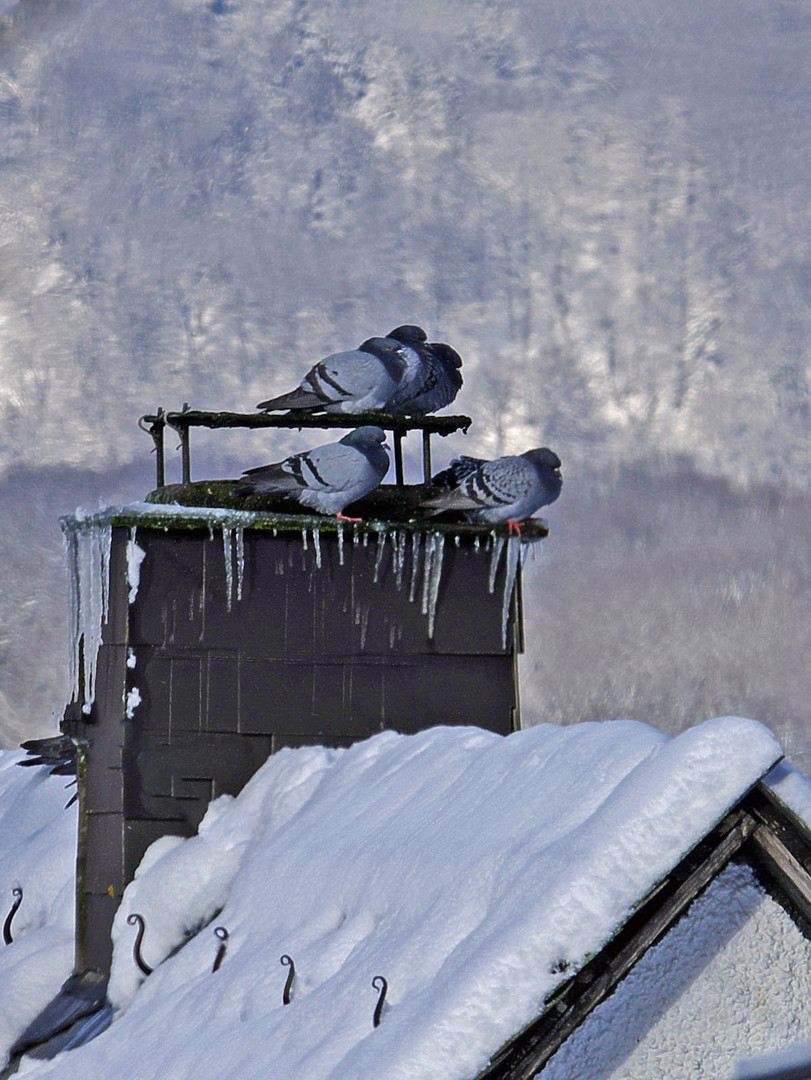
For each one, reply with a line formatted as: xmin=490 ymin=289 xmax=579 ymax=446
xmin=280 ymin=953 xmax=295 ymax=1005
xmin=3 ymin=885 xmax=23 ymax=945
xmin=212 ymin=926 xmax=229 ymax=973
xmin=127 ymin=913 xmax=153 ymax=976
xmin=372 ymin=975 xmax=388 ymax=1027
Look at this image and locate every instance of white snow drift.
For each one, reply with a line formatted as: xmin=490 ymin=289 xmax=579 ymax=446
xmin=0 ymin=717 xmax=796 ymax=1080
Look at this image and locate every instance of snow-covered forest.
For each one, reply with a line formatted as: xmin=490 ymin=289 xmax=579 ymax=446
xmin=0 ymin=0 xmax=809 ymax=763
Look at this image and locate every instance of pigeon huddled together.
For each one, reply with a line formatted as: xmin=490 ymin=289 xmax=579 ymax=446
xmin=256 ymin=325 xmax=462 ymax=417
xmin=239 ymin=324 xmax=562 ymax=526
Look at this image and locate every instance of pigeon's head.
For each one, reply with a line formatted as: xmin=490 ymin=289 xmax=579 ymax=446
xmin=387 ymin=325 xmax=428 ymax=345
xmin=341 ymin=426 xmax=388 ymax=450
xmin=429 ymin=342 xmax=463 ymax=369
xmin=523 ymin=448 xmax=562 ymax=474
xmin=358 ymin=338 xmax=409 ymax=379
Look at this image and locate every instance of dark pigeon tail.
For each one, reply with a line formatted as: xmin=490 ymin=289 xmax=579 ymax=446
xmin=256 ymin=389 xmax=321 ymax=412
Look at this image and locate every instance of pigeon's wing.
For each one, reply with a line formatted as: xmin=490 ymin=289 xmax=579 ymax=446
xmin=257 ymin=349 xmax=391 ymax=412
xmin=245 ymin=443 xmax=367 ymax=493
xmin=425 ymin=456 xmax=532 ymax=512
xmin=289 ymin=442 xmax=371 ymax=492
xmin=430 ymin=456 xmax=486 ymax=490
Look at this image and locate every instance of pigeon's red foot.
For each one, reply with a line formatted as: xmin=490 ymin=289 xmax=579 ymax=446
xmin=506 ymin=519 xmax=526 ymax=537
xmin=336 ymin=512 xmax=363 ymax=524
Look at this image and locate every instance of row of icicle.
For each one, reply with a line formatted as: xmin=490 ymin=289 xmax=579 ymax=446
xmin=64 ymin=519 xmax=528 ymax=715
xmin=128 ymin=912 xmax=388 ymax=1027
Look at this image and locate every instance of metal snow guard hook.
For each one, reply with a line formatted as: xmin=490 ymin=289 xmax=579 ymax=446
xmin=138 ymin=407 xmax=473 ymax=489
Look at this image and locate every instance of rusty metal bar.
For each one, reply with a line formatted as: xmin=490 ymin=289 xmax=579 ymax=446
xmin=422 ymin=430 xmax=432 ymax=483
xmin=160 ymin=409 xmax=472 ymax=436
xmin=138 ymin=409 xmax=166 ymax=488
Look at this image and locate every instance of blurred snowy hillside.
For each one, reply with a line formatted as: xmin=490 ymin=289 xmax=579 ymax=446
xmin=0 ymin=0 xmax=809 ymax=755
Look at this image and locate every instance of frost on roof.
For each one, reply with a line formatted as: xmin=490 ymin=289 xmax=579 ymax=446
xmin=3 ymin=717 xmax=774 ymax=1080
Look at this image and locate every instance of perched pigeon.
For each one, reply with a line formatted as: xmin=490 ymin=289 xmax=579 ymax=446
xmin=256 ymin=338 xmax=407 ymax=414
xmin=385 ymin=325 xmax=463 ymax=415
xmin=17 ymin=734 xmax=77 ymax=774
xmin=233 ymin=427 xmax=390 ymax=517
xmin=17 ymin=735 xmax=78 ymax=807
xmin=423 ymin=448 xmax=562 ymax=531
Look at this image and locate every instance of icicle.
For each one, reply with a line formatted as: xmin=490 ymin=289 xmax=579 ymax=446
xmin=392 ymin=530 xmax=407 ymax=590
xmin=126 ymin=528 xmax=146 ymax=604
xmin=337 ymin=524 xmax=345 ymax=566
xmin=222 ymin=528 xmax=234 ymax=611
xmin=421 ymin=533 xmax=446 ymax=638
xmin=474 ymin=536 xmax=481 ymax=551
xmin=363 ymin=532 xmax=369 ymax=548
xmin=373 ymin=532 xmax=387 ymax=583
xmin=65 ymin=520 xmax=113 ymax=712
xmin=408 ymin=532 xmax=422 ymax=602
xmin=301 ymin=528 xmax=309 ymax=551
xmin=312 ymin=527 xmax=322 ymax=570
xmin=501 ymin=536 xmax=521 ymax=647
xmin=207 ymin=523 xmax=215 ymax=542
xmin=489 ymin=535 xmax=506 ymax=593
xmin=64 ymin=530 xmax=79 ymax=704
xmin=454 ymin=534 xmax=461 ymax=547
xmin=235 ymin=527 xmax=245 ymax=601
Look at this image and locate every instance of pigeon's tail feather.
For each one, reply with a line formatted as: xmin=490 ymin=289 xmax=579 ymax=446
xmin=256 ymin=388 xmax=322 ymax=412
xmin=231 ymin=483 xmax=258 ymax=498
xmin=421 ymin=490 xmax=482 ymax=514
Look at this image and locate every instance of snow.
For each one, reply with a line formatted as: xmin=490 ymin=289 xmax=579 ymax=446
xmin=0 ymin=751 xmax=77 ymax=1066
xmin=125 ymin=531 xmax=146 ymax=605
xmin=541 ymin=862 xmax=811 ymax=1080
xmin=0 ymin=717 xmax=784 ymax=1080
xmin=765 ymin=760 xmax=811 ymax=827
xmin=125 ymin=687 xmax=142 ymax=720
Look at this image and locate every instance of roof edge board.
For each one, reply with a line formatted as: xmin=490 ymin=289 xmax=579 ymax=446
xmin=476 ymin=806 xmax=759 ymax=1080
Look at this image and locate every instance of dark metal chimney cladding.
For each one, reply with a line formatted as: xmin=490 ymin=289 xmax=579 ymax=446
xmin=61 ymin=502 xmax=540 ymax=974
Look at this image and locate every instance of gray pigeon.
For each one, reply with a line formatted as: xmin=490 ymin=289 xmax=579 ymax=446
xmin=385 ymin=325 xmax=463 ymax=415
xmin=423 ymin=448 xmax=562 ymax=531
xmin=233 ymin=427 xmax=390 ymax=517
xmin=256 ymin=338 xmax=407 ymax=414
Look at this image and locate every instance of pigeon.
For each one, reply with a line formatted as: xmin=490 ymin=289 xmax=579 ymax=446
xmin=233 ymin=427 xmax=390 ymax=518
xmin=17 ymin=735 xmax=78 ymax=807
xmin=256 ymin=338 xmax=407 ymax=414
xmin=423 ymin=448 xmax=562 ymax=533
xmin=17 ymin=734 xmax=77 ymax=774
xmin=385 ymin=325 xmax=463 ymax=415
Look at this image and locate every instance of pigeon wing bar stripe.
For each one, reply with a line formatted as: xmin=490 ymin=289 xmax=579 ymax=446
xmin=300 ymin=454 xmax=330 ymax=488
xmin=465 ymin=468 xmax=508 ymax=506
xmin=288 ymin=456 xmax=310 ymax=487
xmin=308 ymin=363 xmax=350 ymax=399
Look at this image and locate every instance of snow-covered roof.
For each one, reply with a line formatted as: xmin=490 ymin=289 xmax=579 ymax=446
xmin=1 ymin=716 xmax=784 ymax=1080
